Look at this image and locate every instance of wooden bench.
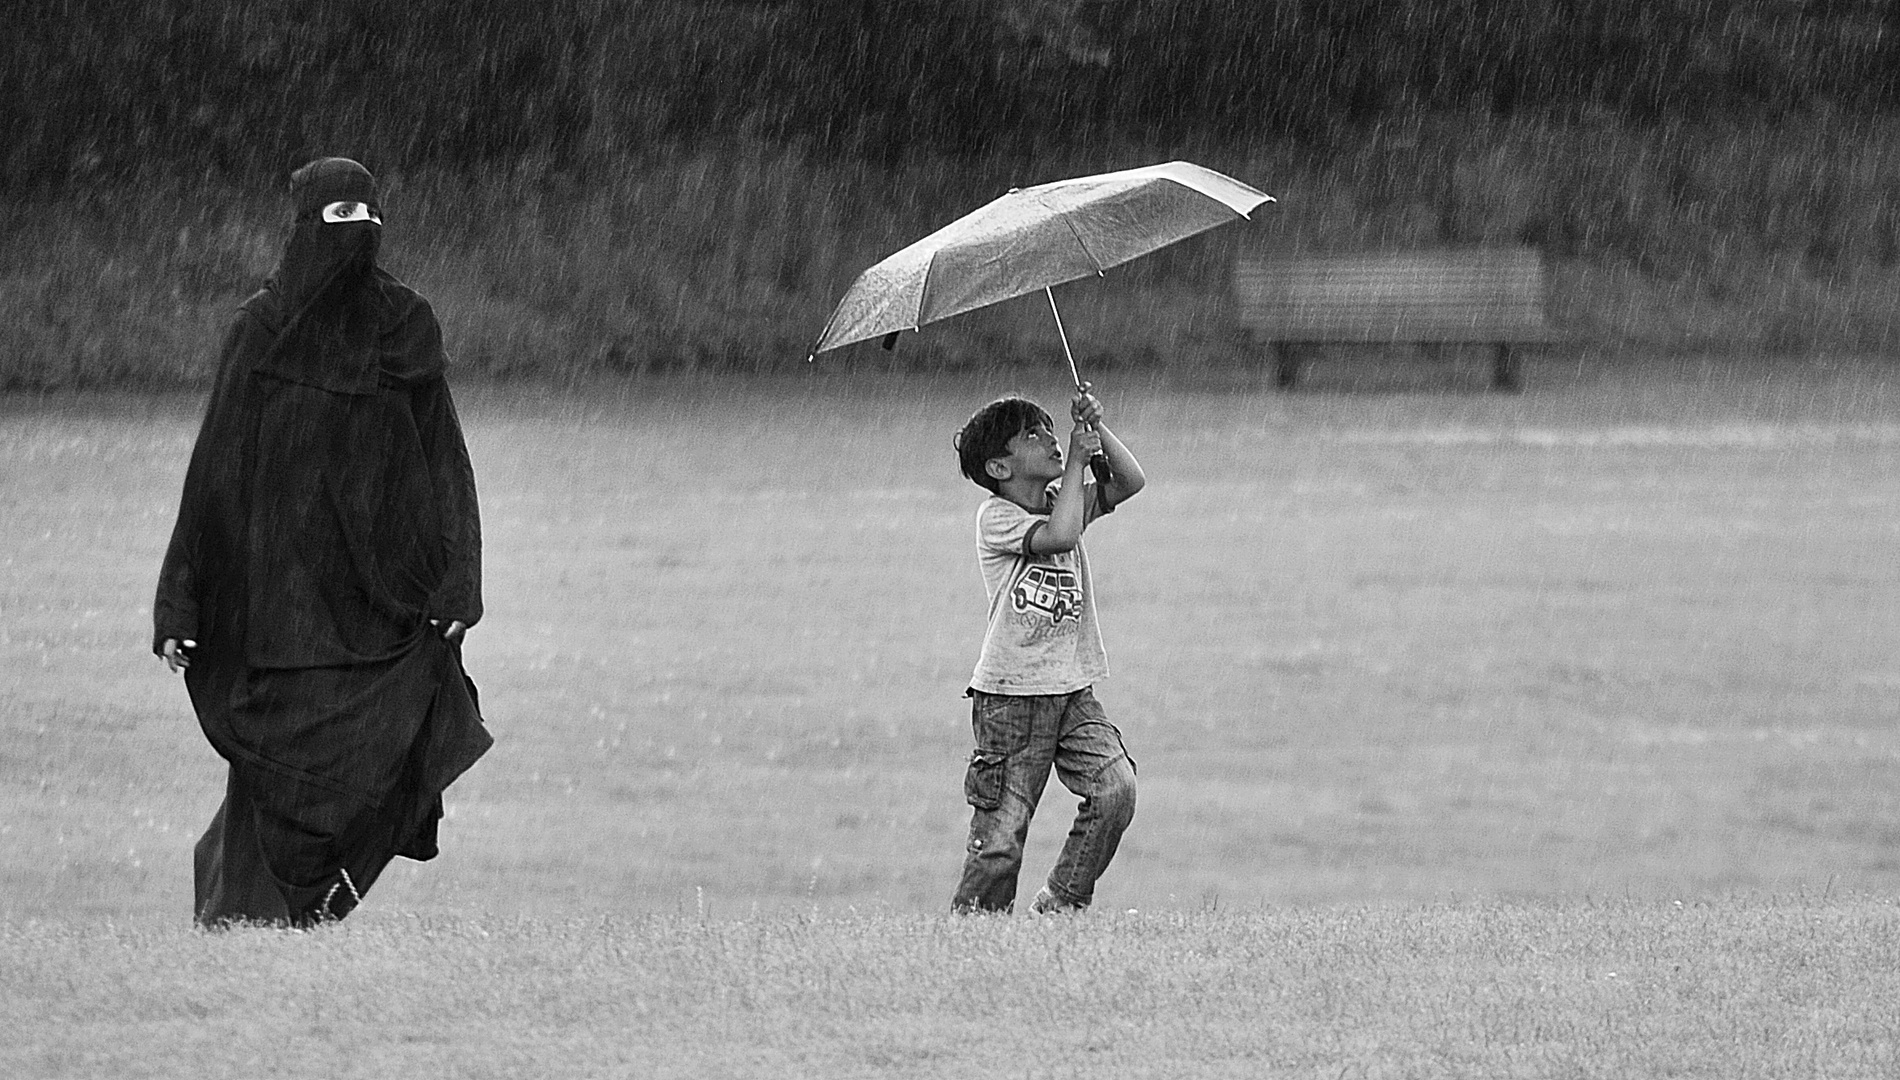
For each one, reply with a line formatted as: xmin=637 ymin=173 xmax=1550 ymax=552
xmin=1233 ymin=247 xmax=1554 ymax=391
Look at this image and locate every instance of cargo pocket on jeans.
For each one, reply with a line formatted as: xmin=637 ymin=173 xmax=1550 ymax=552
xmin=964 ymin=749 xmax=1007 ymax=811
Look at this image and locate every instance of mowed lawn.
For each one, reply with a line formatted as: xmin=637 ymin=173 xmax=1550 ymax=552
xmin=6 ymin=900 xmax=1898 ymax=1078
xmin=3 ymin=354 xmax=1899 ymax=924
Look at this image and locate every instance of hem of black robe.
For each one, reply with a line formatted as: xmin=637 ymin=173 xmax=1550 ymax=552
xmin=188 ymin=635 xmax=490 ymax=927
xmin=194 ymin=759 xmax=451 ymax=929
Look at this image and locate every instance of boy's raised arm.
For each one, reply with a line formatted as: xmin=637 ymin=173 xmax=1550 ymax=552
xmin=1091 ymin=423 xmax=1145 ymax=506
xmin=1073 ymin=385 xmax=1146 ymax=507
xmin=1028 ymin=421 xmax=1101 ymax=555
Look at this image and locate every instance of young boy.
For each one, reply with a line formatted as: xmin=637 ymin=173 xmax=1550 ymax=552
xmin=951 ymin=383 xmax=1146 ymax=914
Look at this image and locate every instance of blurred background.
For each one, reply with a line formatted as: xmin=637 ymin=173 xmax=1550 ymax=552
xmin=8 ymin=0 xmax=1900 ymax=386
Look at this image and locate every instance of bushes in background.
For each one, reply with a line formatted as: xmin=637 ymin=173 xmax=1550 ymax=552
xmin=11 ymin=115 xmax=1900 ymax=388
xmin=9 ymin=1 xmax=1900 ymax=385
xmin=10 ymin=0 xmax=1900 ymax=192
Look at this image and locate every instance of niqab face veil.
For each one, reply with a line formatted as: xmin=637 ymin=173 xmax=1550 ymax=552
xmin=255 ymin=157 xmax=392 ymax=395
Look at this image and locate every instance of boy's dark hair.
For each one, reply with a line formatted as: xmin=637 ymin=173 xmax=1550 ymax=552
xmin=955 ymin=395 xmax=1053 ymax=493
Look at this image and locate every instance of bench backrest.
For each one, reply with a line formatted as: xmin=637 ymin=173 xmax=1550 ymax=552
xmin=1234 ymin=247 xmax=1553 ymax=342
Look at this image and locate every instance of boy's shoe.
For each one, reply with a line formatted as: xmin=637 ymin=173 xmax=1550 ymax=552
xmin=1030 ymin=886 xmax=1086 ymax=915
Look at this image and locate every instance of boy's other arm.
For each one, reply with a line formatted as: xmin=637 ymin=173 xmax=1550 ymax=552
xmin=1069 ymin=384 xmax=1144 ymax=507
xmin=1028 ymin=423 xmax=1100 ymax=555
xmin=1091 ymin=422 xmax=1146 ymax=507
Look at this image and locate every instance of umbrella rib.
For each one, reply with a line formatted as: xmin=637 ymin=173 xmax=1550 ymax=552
xmin=913 ymin=247 xmax=943 ymax=330
xmin=806 ymin=302 xmax=844 ymax=361
xmin=1039 ymin=191 xmax=1108 ymax=275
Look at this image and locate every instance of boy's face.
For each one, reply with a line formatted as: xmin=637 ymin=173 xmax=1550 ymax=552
xmin=988 ymin=421 xmax=1064 ymax=485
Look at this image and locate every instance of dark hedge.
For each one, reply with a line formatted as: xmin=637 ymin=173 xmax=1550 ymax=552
xmin=8 ymin=0 xmax=1900 ymax=193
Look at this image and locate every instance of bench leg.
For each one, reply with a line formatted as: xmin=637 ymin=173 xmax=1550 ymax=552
xmin=1492 ymin=344 xmax=1522 ymax=392
xmin=1272 ymin=342 xmax=1299 ymax=390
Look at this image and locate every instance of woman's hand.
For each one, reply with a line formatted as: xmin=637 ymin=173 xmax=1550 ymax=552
xmin=160 ymin=638 xmax=195 ymax=673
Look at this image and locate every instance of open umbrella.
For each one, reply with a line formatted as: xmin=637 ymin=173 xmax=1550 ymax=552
xmin=806 ymin=160 xmax=1274 ymax=387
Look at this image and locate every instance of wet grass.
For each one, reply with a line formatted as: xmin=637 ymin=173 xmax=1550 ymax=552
xmin=6 ymin=359 xmax=1900 ymax=1074
xmin=4 ymin=357 xmax=1899 ymax=921
xmin=6 ymin=900 xmax=1898 ymax=1078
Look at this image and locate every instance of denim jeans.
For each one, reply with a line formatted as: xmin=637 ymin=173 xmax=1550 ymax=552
xmin=952 ymin=686 xmax=1136 ymax=913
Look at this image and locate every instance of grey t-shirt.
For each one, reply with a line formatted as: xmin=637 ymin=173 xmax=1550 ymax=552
xmin=967 ymin=480 xmax=1113 ymax=695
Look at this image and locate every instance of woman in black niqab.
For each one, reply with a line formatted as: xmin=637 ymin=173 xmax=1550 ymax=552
xmin=155 ymin=157 xmax=491 ymax=928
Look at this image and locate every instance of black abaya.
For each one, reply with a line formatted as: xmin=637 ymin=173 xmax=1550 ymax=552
xmin=155 ymin=163 xmax=490 ymax=927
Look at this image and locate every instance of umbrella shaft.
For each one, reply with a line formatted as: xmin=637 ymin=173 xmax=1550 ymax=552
xmin=1047 ymin=288 xmax=1103 ymax=476
xmin=1045 ymin=288 xmax=1082 ymax=390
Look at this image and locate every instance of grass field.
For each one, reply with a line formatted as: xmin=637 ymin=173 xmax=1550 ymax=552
xmin=7 ymin=900 xmax=1897 ymax=1078
xmin=4 ymin=354 xmax=1899 ymax=1075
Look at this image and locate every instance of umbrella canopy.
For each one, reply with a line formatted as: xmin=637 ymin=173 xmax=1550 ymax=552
xmin=808 ymin=161 xmax=1274 ymax=359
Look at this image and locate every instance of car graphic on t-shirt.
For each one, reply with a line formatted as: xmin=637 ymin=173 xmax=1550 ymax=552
xmin=1010 ymin=564 xmax=1082 ymax=624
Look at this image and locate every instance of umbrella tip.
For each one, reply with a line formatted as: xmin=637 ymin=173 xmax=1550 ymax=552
xmin=1242 ymin=194 xmax=1278 ymax=220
